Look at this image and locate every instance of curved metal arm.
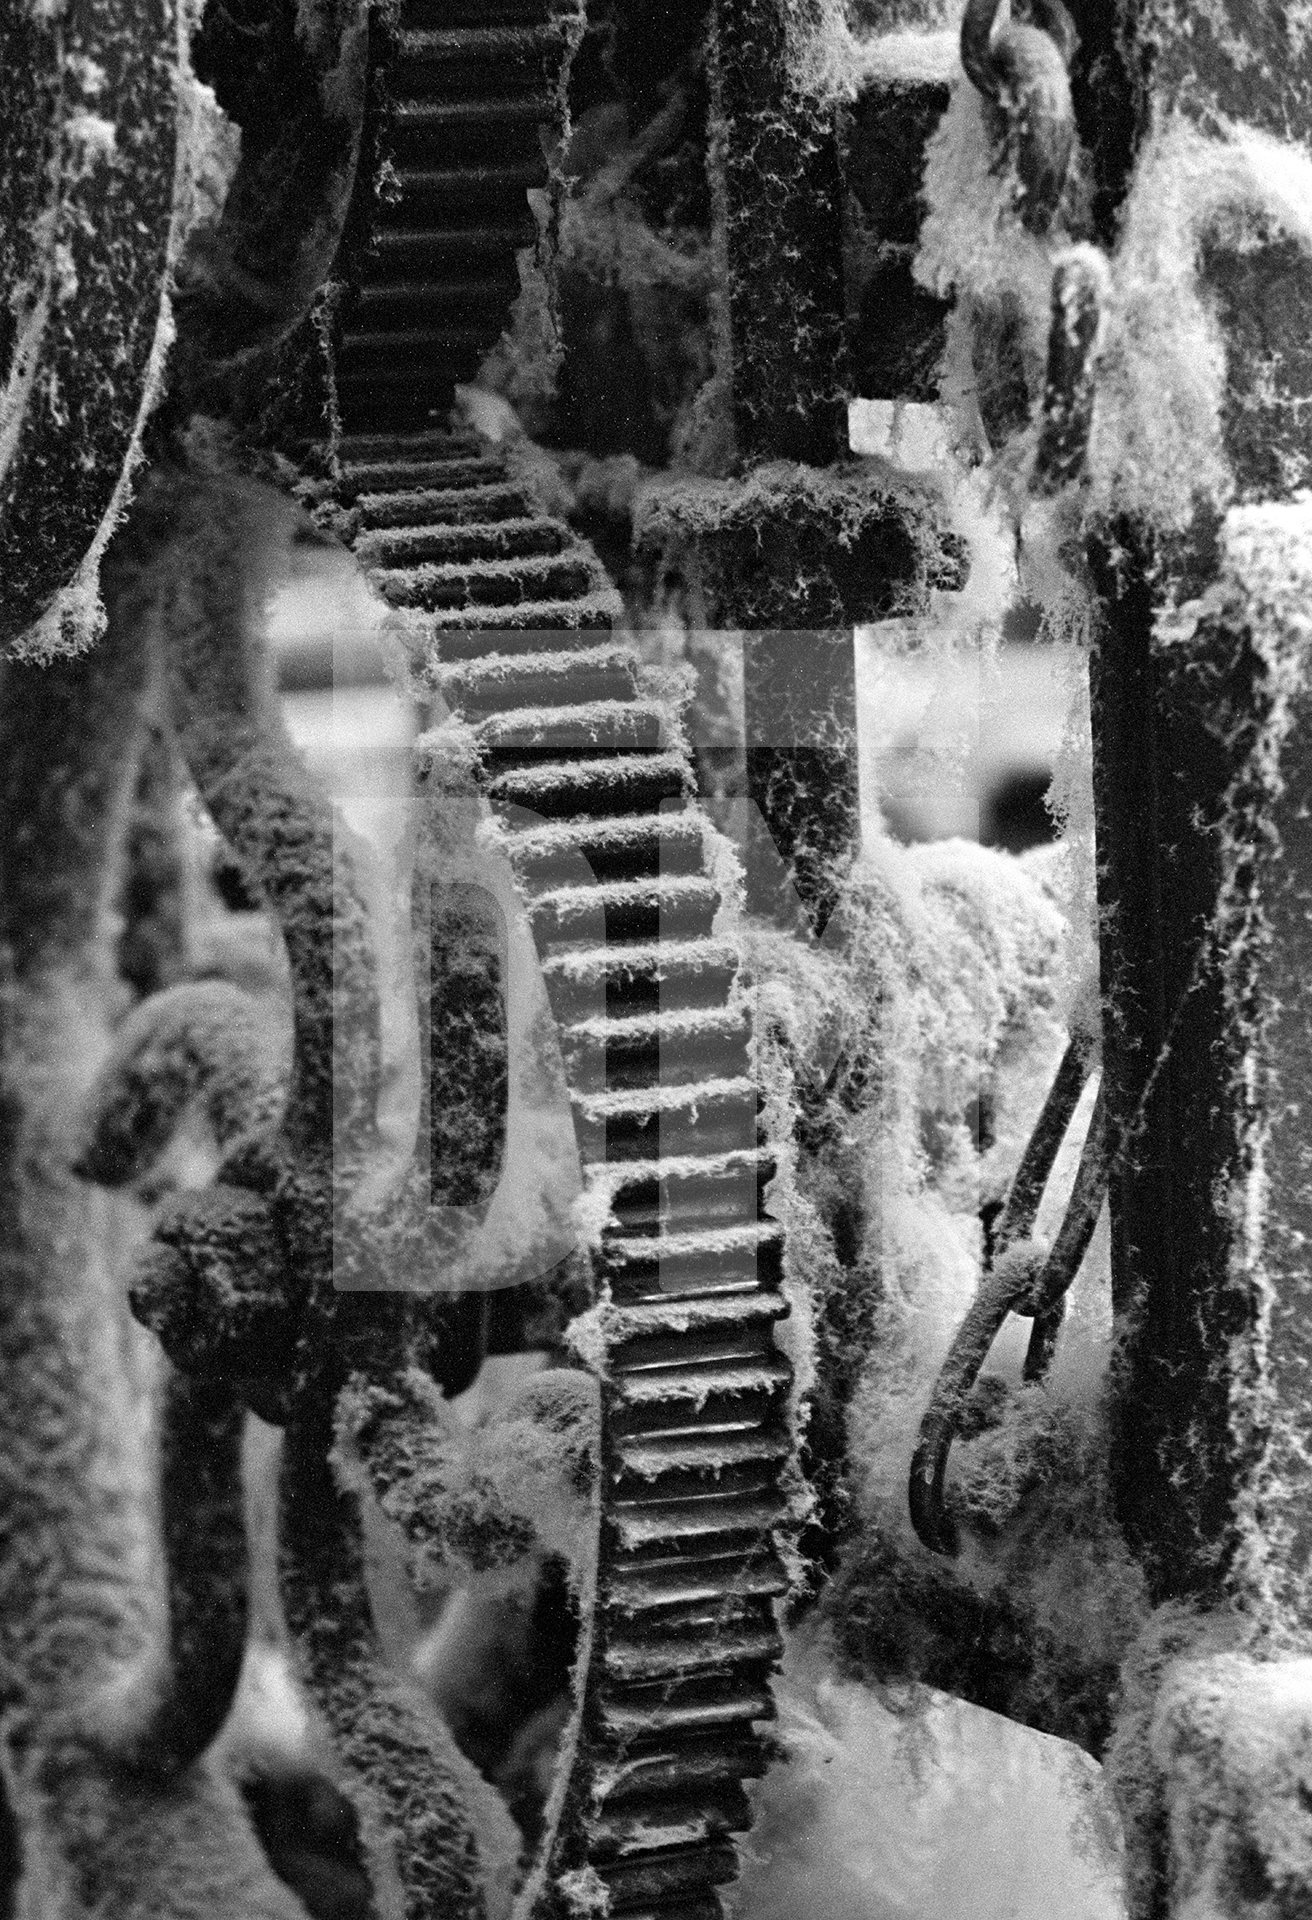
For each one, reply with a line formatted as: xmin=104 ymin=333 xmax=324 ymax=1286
xmin=99 ymin=1372 xmax=250 ymax=1782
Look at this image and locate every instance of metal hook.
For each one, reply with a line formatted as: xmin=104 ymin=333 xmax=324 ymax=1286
xmin=960 ymin=0 xmax=1079 ymax=236
xmin=908 ymin=1018 xmax=1105 ymax=1557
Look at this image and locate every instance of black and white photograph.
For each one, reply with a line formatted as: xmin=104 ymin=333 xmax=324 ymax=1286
xmin=2 ymin=0 xmax=1311 ymax=1914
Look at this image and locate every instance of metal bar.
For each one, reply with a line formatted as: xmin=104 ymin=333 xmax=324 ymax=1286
xmin=1071 ymin=0 xmax=1312 ymax=1616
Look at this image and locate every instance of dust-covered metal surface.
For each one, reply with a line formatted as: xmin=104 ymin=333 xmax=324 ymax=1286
xmin=285 ymin=2 xmax=804 ymax=1906
xmin=326 ymin=410 xmax=796 ymax=1917
xmin=0 ymin=0 xmax=185 ymax=650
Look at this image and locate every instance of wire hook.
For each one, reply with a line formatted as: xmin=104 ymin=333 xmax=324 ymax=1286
xmin=908 ymin=1010 xmax=1106 ymax=1557
xmin=961 ymin=0 xmax=1079 ymax=236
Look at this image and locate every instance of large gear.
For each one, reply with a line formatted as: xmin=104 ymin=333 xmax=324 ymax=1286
xmin=306 ymin=5 xmax=799 ymax=1908
xmin=328 ymin=416 xmax=794 ymax=1914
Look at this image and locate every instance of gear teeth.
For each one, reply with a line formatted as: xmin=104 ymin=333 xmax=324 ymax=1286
xmin=613 ymin=1428 xmax=794 ymax=1496
xmin=572 ymin=1078 xmax=762 ymax=1161
xmin=526 ymin=873 xmax=721 ymax=947
xmin=504 ymin=812 xmax=710 ymax=884
xmin=487 ymin=751 xmax=692 ymax=818
xmin=389 ymin=95 xmax=558 ymax=156
xmin=605 ymin=1547 xmax=791 ymax=1616
xmin=599 ymin=1902 xmax=725 ymax=1920
xmin=405 ymin=0 xmax=556 ymax=25
xmin=310 ymin=4 xmax=796 ymax=1897
xmin=606 ymin=1289 xmax=789 ymax=1353
xmin=478 ymin=698 xmax=673 ymax=760
xmin=382 ymin=160 xmax=543 ymax=219
xmin=437 ymin=642 xmax=642 ymax=711
xmin=354 ymin=483 xmax=536 ymax=529
xmin=594 ymin=1742 xmax=770 ymax=1805
xmin=394 ymin=22 xmax=570 ymax=96
xmin=558 ymin=1007 xmax=753 ymax=1092
xmin=332 ymin=0 xmax=571 ymax=428
xmin=432 ymin=601 xmax=623 ymax=647
xmin=367 ymin=225 xmax=537 ymax=276
xmin=589 ymin=1786 xmax=754 ymax=1853
xmin=376 ymin=547 xmax=601 ymax=612
xmin=355 ymin=515 xmax=570 ymax=567
xmin=600 ymin=1222 xmax=787 ymax=1306
xmin=602 ymin=1626 xmax=782 ymax=1685
xmin=337 ymin=427 xmax=484 ymax=459
xmin=597 ymin=1692 xmax=776 ymax=1742
xmin=340 ymin=456 xmax=507 ymax=494
xmin=544 ymin=949 xmax=744 ymax=1033
xmin=594 ymin=1846 xmax=743 ymax=1916
xmin=603 ymin=1153 xmax=776 ymax=1237
xmin=342 ymin=445 xmax=793 ymax=1918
